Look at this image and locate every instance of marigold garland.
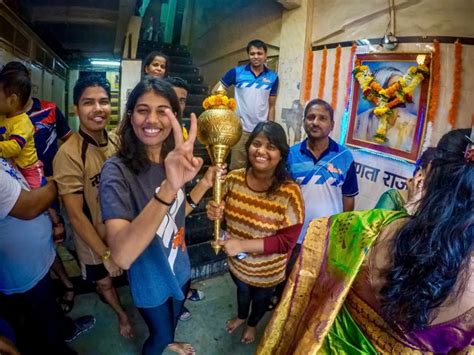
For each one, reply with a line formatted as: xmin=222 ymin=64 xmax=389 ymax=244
xmin=344 ymin=43 xmax=357 ymax=107
xmin=426 ymin=40 xmax=440 ymax=123
xmin=202 ymin=93 xmax=236 ymax=111
xmin=303 ymin=49 xmax=314 ymax=102
xmin=317 ymin=46 xmax=327 ymax=99
xmin=447 ymin=40 xmax=462 ymax=128
xmin=353 ymin=59 xmax=430 ymax=143
xmin=331 ymin=45 xmax=342 ymax=108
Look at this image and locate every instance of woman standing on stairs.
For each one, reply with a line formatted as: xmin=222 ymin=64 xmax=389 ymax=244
xmin=99 ymin=77 xmax=222 ymax=355
xmin=143 ymin=51 xmax=169 ymax=78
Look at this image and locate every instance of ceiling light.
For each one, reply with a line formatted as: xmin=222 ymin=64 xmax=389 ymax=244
xmin=90 ymin=60 xmax=121 ymax=67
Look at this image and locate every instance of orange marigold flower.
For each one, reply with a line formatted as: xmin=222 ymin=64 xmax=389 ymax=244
xmin=370 ymin=81 xmax=382 ymax=92
xmin=228 ymin=99 xmax=237 ymax=110
xmin=387 ymin=98 xmax=402 ymax=109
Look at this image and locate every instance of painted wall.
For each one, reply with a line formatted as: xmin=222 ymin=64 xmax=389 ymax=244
xmin=0 ymin=48 xmax=66 ymax=115
xmin=308 ymin=0 xmax=474 ymax=210
xmin=187 ymin=0 xmax=282 ymax=89
xmin=312 ymin=0 xmax=474 ymax=46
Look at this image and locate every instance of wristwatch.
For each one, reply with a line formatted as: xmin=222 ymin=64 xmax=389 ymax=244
xmin=101 ymin=249 xmax=112 ymax=262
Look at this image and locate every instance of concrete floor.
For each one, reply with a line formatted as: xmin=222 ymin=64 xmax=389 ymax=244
xmin=67 ymin=273 xmax=269 ymax=355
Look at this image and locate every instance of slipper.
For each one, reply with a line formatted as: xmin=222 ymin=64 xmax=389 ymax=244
xmin=179 ymin=306 xmax=192 ymax=321
xmin=187 ymin=288 xmax=205 ymax=302
xmin=58 ymin=286 xmax=75 ymax=314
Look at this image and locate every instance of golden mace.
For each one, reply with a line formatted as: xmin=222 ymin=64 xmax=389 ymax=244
xmin=197 ymin=85 xmax=242 ymax=254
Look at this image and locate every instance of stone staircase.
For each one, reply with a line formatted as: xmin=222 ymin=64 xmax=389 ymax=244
xmin=137 ymin=41 xmax=227 ymax=280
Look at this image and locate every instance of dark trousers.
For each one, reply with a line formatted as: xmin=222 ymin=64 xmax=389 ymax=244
xmin=138 ymin=280 xmax=190 ymax=355
xmin=0 ymin=273 xmax=75 ymax=355
xmin=275 ymin=243 xmax=301 ymax=300
xmin=230 ymin=272 xmax=274 ymax=327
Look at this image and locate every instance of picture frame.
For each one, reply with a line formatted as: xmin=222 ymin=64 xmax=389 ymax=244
xmin=346 ymin=52 xmax=431 ymax=162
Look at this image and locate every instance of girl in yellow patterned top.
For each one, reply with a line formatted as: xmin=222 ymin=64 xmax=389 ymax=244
xmin=207 ymin=121 xmax=304 ymax=344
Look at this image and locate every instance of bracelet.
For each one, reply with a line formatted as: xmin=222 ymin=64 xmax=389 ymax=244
xmin=101 ymin=249 xmax=111 ymax=262
xmin=186 ymin=193 xmax=198 ymax=209
xmin=154 ymin=192 xmax=174 ymax=207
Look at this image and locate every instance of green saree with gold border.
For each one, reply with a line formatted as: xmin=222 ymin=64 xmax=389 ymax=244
xmin=257 ymin=209 xmax=406 ymax=354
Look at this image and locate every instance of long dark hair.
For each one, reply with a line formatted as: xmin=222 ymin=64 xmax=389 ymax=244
xmin=413 ymin=147 xmax=440 ymax=176
xmin=117 ymin=77 xmax=181 ymax=174
xmin=380 ymin=128 xmax=474 ymax=331
xmin=245 ymin=121 xmax=291 ymax=193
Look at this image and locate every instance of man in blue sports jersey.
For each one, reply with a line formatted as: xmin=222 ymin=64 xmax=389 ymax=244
xmin=287 ymin=98 xmax=358 ymax=266
xmin=213 ymin=39 xmax=279 ymax=169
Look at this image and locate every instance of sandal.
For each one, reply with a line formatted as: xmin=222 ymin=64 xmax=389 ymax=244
xmin=179 ymin=306 xmax=192 ymax=321
xmin=58 ymin=286 xmax=75 ymax=314
xmin=187 ymin=288 xmax=205 ymax=302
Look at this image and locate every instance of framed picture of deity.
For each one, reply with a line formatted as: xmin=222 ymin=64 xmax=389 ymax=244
xmin=345 ymin=52 xmax=431 ymax=162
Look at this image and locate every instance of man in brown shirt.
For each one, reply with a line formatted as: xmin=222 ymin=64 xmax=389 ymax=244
xmin=53 ymin=75 xmax=132 ymax=338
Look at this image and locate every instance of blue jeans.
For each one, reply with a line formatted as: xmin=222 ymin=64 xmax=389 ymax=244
xmin=138 ymin=280 xmax=190 ymax=355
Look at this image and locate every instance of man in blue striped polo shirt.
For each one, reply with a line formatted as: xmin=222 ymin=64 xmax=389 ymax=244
xmin=288 ymin=98 xmax=358 ymax=262
xmin=214 ymin=39 xmax=279 ymax=169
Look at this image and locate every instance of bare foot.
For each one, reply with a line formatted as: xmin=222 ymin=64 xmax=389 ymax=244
xmin=167 ymin=342 xmax=195 ymax=355
xmin=118 ymin=314 xmax=133 ymax=338
xmin=241 ymin=325 xmax=256 ymax=344
xmin=226 ymin=317 xmax=246 ymax=334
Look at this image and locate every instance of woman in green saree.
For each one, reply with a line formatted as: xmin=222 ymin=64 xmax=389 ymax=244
xmin=258 ymin=129 xmax=473 ymax=354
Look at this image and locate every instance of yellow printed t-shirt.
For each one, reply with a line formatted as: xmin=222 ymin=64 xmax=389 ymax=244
xmin=0 ymin=113 xmax=38 ymax=168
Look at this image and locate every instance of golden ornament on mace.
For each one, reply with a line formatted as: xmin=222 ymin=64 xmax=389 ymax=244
xmin=197 ymin=85 xmax=242 ymax=254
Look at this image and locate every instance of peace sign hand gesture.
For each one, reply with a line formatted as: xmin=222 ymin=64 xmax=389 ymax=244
xmin=163 ymin=110 xmax=203 ymax=194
